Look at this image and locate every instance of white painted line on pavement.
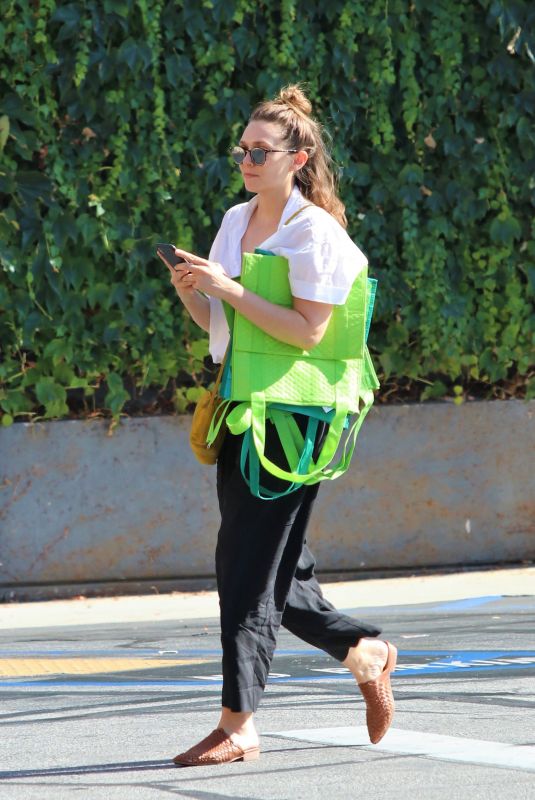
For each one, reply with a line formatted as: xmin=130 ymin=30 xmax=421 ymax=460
xmin=266 ymin=726 xmax=535 ymax=773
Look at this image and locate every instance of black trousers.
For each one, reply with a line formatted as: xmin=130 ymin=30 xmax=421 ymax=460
xmin=215 ymin=410 xmax=381 ymax=712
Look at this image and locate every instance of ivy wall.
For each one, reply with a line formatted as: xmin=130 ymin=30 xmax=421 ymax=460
xmin=0 ymin=0 xmax=534 ymax=425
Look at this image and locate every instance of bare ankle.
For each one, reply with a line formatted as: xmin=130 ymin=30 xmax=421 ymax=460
xmin=218 ymin=709 xmax=257 ymax=739
xmin=343 ymin=638 xmax=388 ymax=683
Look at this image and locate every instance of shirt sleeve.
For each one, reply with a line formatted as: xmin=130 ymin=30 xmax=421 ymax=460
xmin=207 ymin=213 xmax=231 ymax=363
xmin=284 ymin=219 xmax=368 ymax=305
xmin=208 ymin=296 xmax=230 ymax=363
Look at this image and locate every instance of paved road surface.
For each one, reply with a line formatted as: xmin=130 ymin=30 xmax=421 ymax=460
xmin=0 ymin=574 xmax=534 ymax=799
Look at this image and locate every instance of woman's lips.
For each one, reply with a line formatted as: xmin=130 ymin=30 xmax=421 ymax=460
xmin=243 ymin=173 xmax=258 ymax=178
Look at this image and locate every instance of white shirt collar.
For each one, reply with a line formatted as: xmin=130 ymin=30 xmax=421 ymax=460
xmin=278 ymin=184 xmax=308 ymax=230
xmin=219 ymin=184 xmax=310 ymax=278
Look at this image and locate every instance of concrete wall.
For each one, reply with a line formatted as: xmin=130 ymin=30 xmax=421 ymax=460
xmin=1 ymin=400 xmax=534 ymax=596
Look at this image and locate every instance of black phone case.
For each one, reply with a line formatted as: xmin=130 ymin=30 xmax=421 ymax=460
xmin=156 ymin=243 xmax=186 ymax=268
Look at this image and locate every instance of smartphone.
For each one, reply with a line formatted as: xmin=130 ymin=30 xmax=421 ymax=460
xmin=156 ymin=242 xmax=187 ymax=270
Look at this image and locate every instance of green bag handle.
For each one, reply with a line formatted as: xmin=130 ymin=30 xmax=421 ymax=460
xmin=301 ymin=389 xmax=375 ymax=484
xmin=271 ymin=408 xmax=318 ymax=471
xmin=206 ymin=398 xmax=233 ymax=446
xmin=249 ymin=392 xmax=351 ymax=484
xmin=226 ymin=401 xmax=252 ymax=435
xmin=227 ymin=387 xmax=374 ymax=489
xmin=240 ymin=411 xmax=318 ymax=500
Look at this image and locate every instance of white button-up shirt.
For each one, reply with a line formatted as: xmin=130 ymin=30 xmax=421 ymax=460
xmin=207 ymin=184 xmax=368 ymax=362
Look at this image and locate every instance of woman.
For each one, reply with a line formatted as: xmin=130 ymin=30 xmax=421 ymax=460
xmin=158 ymin=84 xmax=397 ymax=767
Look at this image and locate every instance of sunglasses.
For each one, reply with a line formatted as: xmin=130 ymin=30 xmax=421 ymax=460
xmin=230 ymin=145 xmax=298 ymax=166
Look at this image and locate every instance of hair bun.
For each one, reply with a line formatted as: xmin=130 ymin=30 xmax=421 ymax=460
xmin=276 ymin=84 xmax=312 ymax=117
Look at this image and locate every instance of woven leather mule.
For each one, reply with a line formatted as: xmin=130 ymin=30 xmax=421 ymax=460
xmin=358 ymin=641 xmax=397 ymax=744
xmin=173 ymin=728 xmax=260 ymax=767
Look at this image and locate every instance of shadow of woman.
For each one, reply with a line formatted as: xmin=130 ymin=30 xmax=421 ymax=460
xmin=0 ymin=759 xmax=175 ymax=780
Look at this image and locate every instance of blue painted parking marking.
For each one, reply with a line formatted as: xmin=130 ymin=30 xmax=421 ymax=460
xmin=321 ymin=649 xmax=535 ymax=678
xmin=431 ymin=595 xmax=503 ymax=612
xmin=0 ymin=650 xmax=534 ymax=688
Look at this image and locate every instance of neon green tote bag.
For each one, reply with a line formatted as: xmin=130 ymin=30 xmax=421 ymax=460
xmin=208 ymin=250 xmax=379 ymax=487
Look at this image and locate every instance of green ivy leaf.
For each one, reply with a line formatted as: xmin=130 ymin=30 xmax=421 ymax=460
xmin=50 ymin=4 xmax=82 ymax=25
xmin=421 ymin=381 xmax=448 ymax=401
xmin=0 ymin=115 xmax=9 ymax=152
xmin=117 ymin=38 xmax=152 ymax=70
xmin=186 ymin=386 xmax=206 ymax=403
xmin=489 ymin=212 xmax=522 ymax=246
xmin=35 ymin=378 xmax=69 ymax=418
xmin=43 ymin=338 xmax=74 ymax=364
xmin=15 ymin=171 xmax=53 ymax=204
xmin=103 ymin=0 xmax=131 ymax=17
xmin=104 ymin=372 xmax=130 ymax=417
xmin=190 ymin=338 xmax=209 ymax=361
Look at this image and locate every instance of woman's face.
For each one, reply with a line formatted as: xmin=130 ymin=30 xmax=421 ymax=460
xmin=236 ymin=119 xmax=307 ymax=194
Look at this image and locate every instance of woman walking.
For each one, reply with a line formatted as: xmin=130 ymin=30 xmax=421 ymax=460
xmin=158 ymin=84 xmax=397 ymax=767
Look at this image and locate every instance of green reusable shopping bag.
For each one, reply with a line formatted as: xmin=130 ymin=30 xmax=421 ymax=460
xmin=230 ymin=252 xmax=367 ymax=406
xmin=208 ymin=249 xmax=379 ymax=489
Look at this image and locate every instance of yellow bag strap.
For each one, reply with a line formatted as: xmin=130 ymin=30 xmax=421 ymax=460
xmin=282 ymin=203 xmax=314 ymax=227
xmin=204 ymin=342 xmax=232 ymax=447
xmin=212 ymin=340 xmax=230 ymax=394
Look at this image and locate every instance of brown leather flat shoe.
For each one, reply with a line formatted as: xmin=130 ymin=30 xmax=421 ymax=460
xmin=172 ymin=727 xmax=260 ymax=767
xmin=358 ymin=641 xmax=397 ymax=744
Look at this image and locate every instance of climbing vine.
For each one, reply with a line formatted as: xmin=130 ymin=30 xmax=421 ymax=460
xmin=0 ymin=0 xmax=533 ymax=425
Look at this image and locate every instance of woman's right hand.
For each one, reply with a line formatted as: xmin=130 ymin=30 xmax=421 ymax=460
xmin=156 ymin=247 xmax=211 ymax=333
xmin=157 ymin=250 xmax=197 ymax=298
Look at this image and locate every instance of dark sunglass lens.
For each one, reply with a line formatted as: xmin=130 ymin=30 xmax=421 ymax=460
xmin=251 ymin=148 xmax=266 ymax=165
xmin=231 ymin=147 xmax=246 ymax=164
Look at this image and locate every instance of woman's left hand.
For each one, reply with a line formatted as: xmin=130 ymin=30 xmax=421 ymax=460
xmin=173 ymin=247 xmax=231 ymax=298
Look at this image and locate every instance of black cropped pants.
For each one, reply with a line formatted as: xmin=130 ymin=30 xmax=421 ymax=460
xmin=215 ymin=411 xmax=381 ymax=713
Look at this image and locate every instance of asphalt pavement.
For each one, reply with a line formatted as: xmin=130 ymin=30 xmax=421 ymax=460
xmin=0 ymin=567 xmax=534 ymax=800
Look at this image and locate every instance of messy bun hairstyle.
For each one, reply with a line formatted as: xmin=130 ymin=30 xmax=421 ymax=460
xmin=249 ymin=84 xmax=347 ymax=228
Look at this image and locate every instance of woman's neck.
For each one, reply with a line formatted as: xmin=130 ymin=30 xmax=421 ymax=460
xmin=254 ymin=182 xmax=295 ymax=225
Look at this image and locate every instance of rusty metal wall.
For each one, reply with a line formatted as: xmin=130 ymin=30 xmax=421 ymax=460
xmin=1 ymin=400 xmax=534 ymax=591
